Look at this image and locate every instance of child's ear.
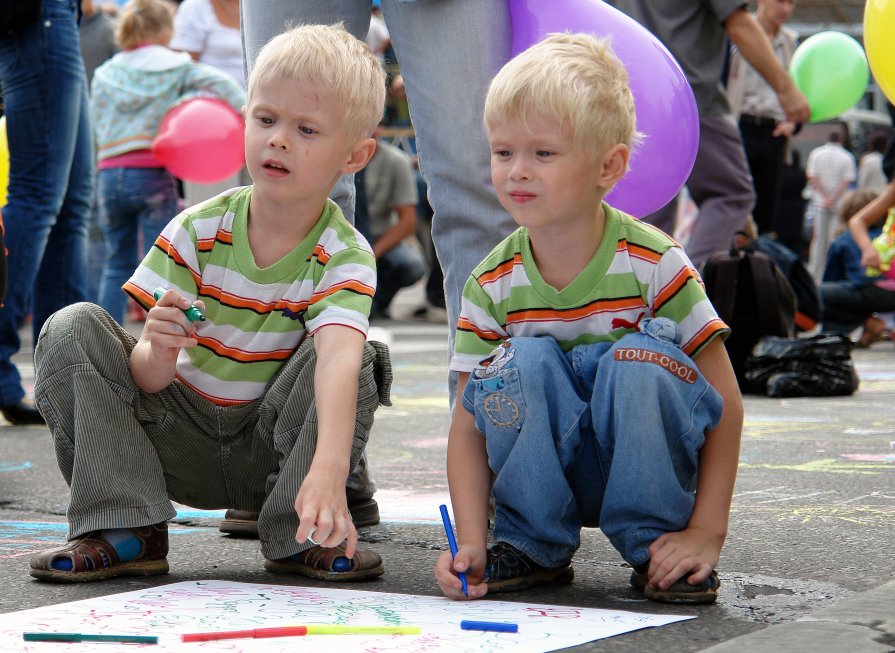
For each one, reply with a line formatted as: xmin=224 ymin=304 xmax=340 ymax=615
xmin=598 ymin=143 xmax=630 ymax=190
xmin=342 ymin=137 xmax=377 ymax=174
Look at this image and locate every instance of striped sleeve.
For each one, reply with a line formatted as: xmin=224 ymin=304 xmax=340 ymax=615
xmin=304 ymin=226 xmax=377 ymax=336
xmin=649 ymin=246 xmax=729 ymax=357
xmin=123 ymin=211 xmax=202 ymax=309
xmin=451 ymin=272 xmax=510 ymax=372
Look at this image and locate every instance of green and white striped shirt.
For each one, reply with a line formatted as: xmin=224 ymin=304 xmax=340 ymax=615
xmin=125 ymin=186 xmax=376 ymax=405
xmin=452 ymin=204 xmax=728 ymax=372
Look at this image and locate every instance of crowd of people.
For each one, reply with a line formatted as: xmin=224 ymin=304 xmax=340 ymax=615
xmin=0 ymin=0 xmax=891 ymax=608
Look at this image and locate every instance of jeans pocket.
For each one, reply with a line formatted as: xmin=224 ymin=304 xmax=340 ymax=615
xmin=472 ymin=367 xmax=526 ymax=433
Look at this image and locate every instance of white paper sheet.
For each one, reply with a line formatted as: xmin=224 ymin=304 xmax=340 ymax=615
xmin=0 ymin=580 xmax=694 ymax=652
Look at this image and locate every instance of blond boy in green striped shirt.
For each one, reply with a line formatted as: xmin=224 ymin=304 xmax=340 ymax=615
xmin=435 ymin=33 xmax=743 ymax=605
xmin=31 ymin=25 xmax=391 ymax=584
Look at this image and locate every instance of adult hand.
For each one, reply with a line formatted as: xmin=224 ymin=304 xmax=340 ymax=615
xmin=777 ymin=82 xmax=810 ymax=124
xmin=773 ymin=121 xmax=796 ymax=138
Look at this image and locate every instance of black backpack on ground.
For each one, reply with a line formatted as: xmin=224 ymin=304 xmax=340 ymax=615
xmin=749 ymin=234 xmax=821 ymax=333
xmin=701 ymin=249 xmax=796 ymax=390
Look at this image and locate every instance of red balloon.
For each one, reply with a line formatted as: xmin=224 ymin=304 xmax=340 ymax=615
xmin=152 ymin=98 xmax=245 ymax=183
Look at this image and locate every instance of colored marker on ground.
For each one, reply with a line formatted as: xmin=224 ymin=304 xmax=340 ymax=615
xmin=460 ymin=620 xmax=519 ymax=633
xmin=24 ymin=632 xmax=159 ymax=644
xmin=181 ymin=625 xmax=420 ymax=642
xmin=181 ymin=626 xmax=308 ymax=642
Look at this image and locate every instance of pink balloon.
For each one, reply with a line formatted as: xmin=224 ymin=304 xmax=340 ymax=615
xmin=508 ymin=0 xmax=699 ymax=218
xmin=152 ymin=98 xmax=245 ymax=184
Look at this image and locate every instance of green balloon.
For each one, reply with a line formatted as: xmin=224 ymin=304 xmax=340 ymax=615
xmin=790 ymin=31 xmax=870 ymax=123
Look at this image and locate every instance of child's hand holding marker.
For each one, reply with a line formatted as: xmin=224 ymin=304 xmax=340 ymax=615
xmin=129 ymin=287 xmax=206 ymax=394
xmin=435 ymin=504 xmax=488 ymax=600
xmin=145 ymin=287 xmax=205 ymax=357
xmin=153 ymin=287 xmax=205 ymax=322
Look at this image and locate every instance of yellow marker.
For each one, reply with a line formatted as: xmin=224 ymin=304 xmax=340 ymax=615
xmin=304 ymin=625 xmax=421 ymax=635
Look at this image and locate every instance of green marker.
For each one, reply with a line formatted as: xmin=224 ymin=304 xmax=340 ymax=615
xmin=23 ymin=632 xmax=159 ymax=644
xmin=153 ymin=287 xmax=205 ymax=322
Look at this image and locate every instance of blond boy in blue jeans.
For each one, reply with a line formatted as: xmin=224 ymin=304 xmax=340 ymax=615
xmin=435 ymin=34 xmax=743 ymax=604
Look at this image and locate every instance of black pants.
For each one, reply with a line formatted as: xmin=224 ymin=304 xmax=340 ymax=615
xmin=821 ymin=281 xmax=895 ymax=334
xmin=740 ymin=117 xmax=788 ymax=235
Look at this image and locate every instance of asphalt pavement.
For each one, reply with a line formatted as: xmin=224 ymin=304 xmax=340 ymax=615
xmin=0 ymin=284 xmax=893 ymax=652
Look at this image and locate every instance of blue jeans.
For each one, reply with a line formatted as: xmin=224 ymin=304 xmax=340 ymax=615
xmin=96 ymin=168 xmax=178 ymax=324
xmin=462 ymin=318 xmax=723 ymax=569
xmin=374 ymin=242 xmax=427 ymax=313
xmin=242 ymin=0 xmax=515 ymax=404
xmin=0 ymin=0 xmax=92 ymax=406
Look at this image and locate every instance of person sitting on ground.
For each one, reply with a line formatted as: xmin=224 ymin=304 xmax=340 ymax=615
xmin=29 ymin=23 xmax=392 ymax=584
xmin=822 ymin=185 xmax=895 ymax=344
xmin=434 ymin=33 xmax=742 ymax=605
xmin=366 ymin=122 xmax=427 ymax=319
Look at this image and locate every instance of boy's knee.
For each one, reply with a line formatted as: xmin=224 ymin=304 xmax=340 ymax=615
xmin=36 ymin=303 xmax=100 ymax=355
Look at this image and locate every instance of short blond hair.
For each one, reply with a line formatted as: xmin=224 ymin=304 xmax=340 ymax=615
xmin=485 ymin=32 xmax=640 ymax=159
xmin=247 ymin=23 xmax=386 ymax=142
xmin=116 ymin=0 xmax=174 ymax=51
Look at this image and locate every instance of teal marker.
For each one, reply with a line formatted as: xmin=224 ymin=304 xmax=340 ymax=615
xmin=24 ymin=632 xmax=159 ymax=644
xmin=153 ymin=287 xmax=205 ymax=322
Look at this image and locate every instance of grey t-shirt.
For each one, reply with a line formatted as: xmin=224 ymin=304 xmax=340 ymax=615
xmin=364 ymin=140 xmax=419 ymax=240
xmin=608 ymin=0 xmax=746 ymax=117
xmin=79 ymin=10 xmax=118 ymax=88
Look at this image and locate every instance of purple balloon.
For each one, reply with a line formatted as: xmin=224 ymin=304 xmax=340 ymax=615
xmin=509 ymin=0 xmax=699 ymax=218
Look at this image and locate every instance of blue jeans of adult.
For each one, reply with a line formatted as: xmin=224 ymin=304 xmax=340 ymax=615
xmin=0 ymin=0 xmax=92 ymax=407
xmin=462 ymin=318 xmax=723 ymax=569
xmin=241 ymin=0 xmax=515 ymax=405
xmin=97 ymin=167 xmax=179 ymax=325
xmin=373 ymin=242 xmax=427 ymax=315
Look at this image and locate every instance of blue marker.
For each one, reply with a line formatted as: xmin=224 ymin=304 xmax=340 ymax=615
xmin=439 ymin=503 xmax=468 ymax=597
xmin=460 ymin=620 xmax=518 ymax=633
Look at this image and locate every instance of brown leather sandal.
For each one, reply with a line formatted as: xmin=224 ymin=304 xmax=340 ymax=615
xmin=30 ymin=523 xmax=169 ymax=583
xmin=264 ymin=542 xmax=383 ymax=582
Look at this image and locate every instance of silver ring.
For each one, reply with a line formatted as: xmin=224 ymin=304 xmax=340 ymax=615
xmin=307 ymin=527 xmax=318 ymax=546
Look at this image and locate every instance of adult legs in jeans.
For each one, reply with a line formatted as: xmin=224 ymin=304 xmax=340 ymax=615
xmin=0 ymin=0 xmax=92 ymax=411
xmin=643 ymin=115 xmax=755 ymax=269
xmin=464 ymin=319 xmax=722 ymax=570
xmin=382 ymin=0 xmax=515 ymax=403
xmin=242 ymin=3 xmax=514 ymax=389
xmin=96 ymin=168 xmax=179 ymax=325
xmin=372 ymin=243 xmax=427 ymax=316
xmin=239 ymin=0 xmax=514 ymax=513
